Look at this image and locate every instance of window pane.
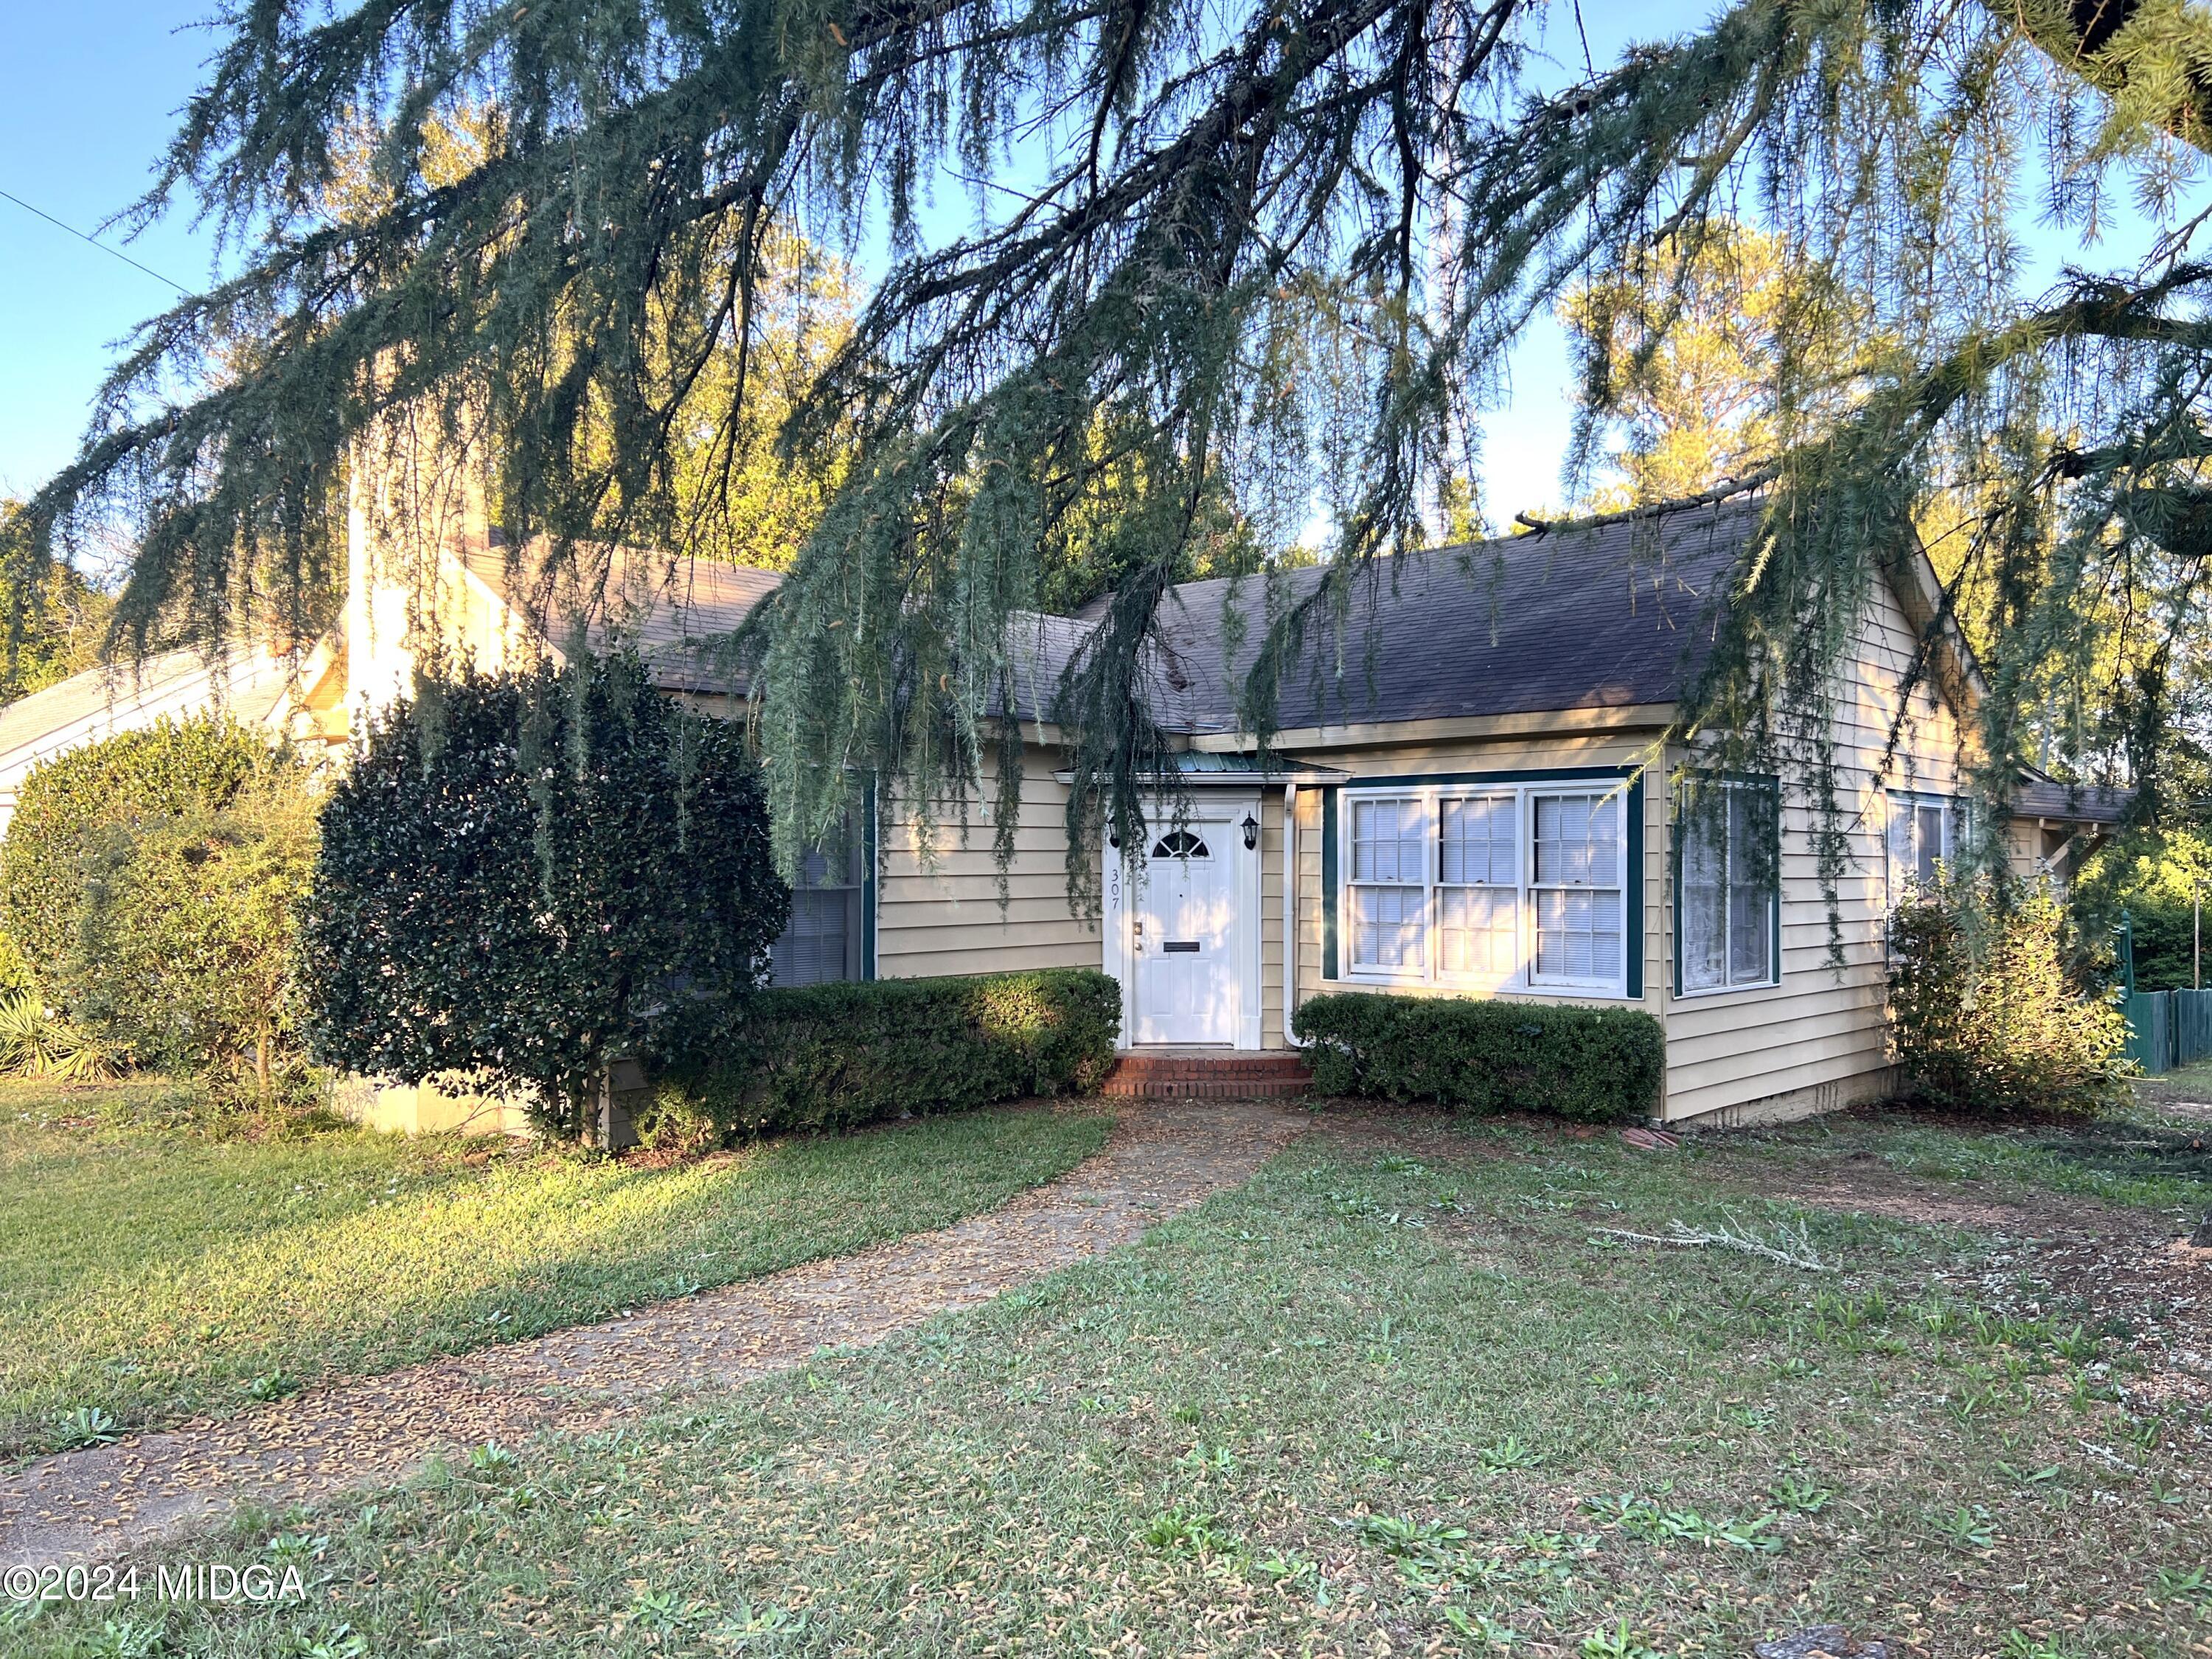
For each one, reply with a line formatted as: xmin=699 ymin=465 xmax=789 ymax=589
xmin=1352 ymin=884 xmax=1425 ymax=969
xmin=1441 ymin=796 xmax=1514 ymax=886
xmin=1534 ymin=888 xmax=1621 ymax=982
xmin=1915 ymin=804 xmax=1945 ymax=885
xmin=1352 ymin=799 xmax=1422 ymax=883
xmin=1728 ymin=787 xmax=1775 ymax=985
xmin=1534 ymin=793 xmax=1618 ymax=884
xmin=1439 ymin=885 xmax=1517 ymax=975
xmin=771 ymin=887 xmax=851 ymax=986
xmin=1680 ymin=804 xmax=1726 ymax=993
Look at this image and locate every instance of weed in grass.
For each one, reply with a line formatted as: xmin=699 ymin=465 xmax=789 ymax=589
xmin=282 ymin=1627 xmax=370 ymax=1659
xmin=1769 ymin=1472 xmax=1834 ymax=1512
xmin=1475 ymin=1435 xmax=1541 ymax=1472
xmin=2052 ymin=1324 xmax=2098 ymax=1363
xmin=466 ymin=1439 xmax=518 ymax=1476
xmin=1933 ymin=1503 xmax=1997 ymax=1551
xmin=1141 ymin=1507 xmax=1237 ymax=1556
xmin=1999 ymin=1632 xmax=2076 ymax=1659
xmin=715 ymin=1597 xmax=804 ymax=1643
xmin=248 ymin=1369 xmax=299 ymax=1402
xmin=1997 ymin=1461 xmax=2062 ymax=1489
xmin=52 ymin=1405 xmax=117 ymax=1447
xmin=1580 ymin=1620 xmax=1660 ymax=1659
xmin=1443 ymin=1607 xmax=1526 ymax=1649
xmin=262 ymin=1530 xmax=327 ymax=1564
xmin=1357 ymin=1513 xmax=1469 ymax=1559
xmin=2154 ymin=1564 xmax=2211 ymax=1602
xmin=1177 ymin=1441 xmax=1236 ymax=1477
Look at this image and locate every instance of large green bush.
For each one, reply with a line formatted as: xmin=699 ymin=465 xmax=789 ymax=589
xmin=70 ymin=779 xmax=320 ymax=1102
xmin=641 ymin=970 xmax=1121 ymax=1149
xmin=1889 ymin=872 xmax=2131 ymax=1119
xmin=1292 ymin=992 xmax=1664 ymax=1122
xmin=1 ymin=715 xmax=285 ymax=985
xmin=0 ymin=715 xmax=316 ymax=1100
xmin=300 ymin=656 xmax=789 ymax=1141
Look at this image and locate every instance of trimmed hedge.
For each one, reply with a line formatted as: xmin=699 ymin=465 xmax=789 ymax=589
xmin=1291 ymin=992 xmax=1663 ymax=1122
xmin=641 ymin=969 xmax=1121 ymax=1148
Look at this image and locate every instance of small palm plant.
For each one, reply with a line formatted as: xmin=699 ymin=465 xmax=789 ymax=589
xmin=0 ymin=991 xmax=119 ymax=1082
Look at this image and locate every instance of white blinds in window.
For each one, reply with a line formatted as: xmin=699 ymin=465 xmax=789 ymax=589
xmin=1528 ymin=792 xmax=1624 ymax=985
xmin=1437 ymin=794 xmax=1517 ymax=975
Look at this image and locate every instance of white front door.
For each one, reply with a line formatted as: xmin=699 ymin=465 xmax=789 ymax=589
xmin=1133 ymin=823 xmax=1238 ymax=1045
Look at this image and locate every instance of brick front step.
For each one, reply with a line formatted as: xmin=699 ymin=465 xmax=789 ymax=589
xmin=1102 ymin=1052 xmax=1314 ymax=1099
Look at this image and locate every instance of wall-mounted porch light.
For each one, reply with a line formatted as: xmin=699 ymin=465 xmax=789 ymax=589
xmin=1240 ymin=810 xmax=1259 ymax=850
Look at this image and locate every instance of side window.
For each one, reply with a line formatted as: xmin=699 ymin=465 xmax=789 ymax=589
xmin=1677 ymin=778 xmax=1778 ymax=995
xmin=770 ymin=835 xmax=863 ymax=987
xmin=1528 ymin=791 xmax=1624 ymax=987
xmin=1885 ymin=792 xmax=1955 ymax=899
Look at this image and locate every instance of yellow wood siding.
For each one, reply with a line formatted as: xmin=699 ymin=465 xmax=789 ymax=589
xmin=1655 ymin=572 xmax=1966 ymax=1124
xmin=874 ymin=744 xmax=1099 ymax=981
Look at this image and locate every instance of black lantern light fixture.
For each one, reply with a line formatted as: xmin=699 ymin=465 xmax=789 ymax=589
xmin=1240 ymin=810 xmax=1259 ymax=850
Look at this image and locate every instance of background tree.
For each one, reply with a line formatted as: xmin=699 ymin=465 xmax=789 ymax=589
xmin=1561 ymin=220 xmax=1867 ymax=509
xmin=8 ymin=0 xmax=2212 ymax=898
xmin=299 ymin=655 xmax=788 ymax=1141
xmin=0 ymin=501 xmax=111 ymax=707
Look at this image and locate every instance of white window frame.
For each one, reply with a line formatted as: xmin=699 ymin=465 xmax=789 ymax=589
xmin=1336 ymin=782 xmax=1632 ymax=998
xmin=1674 ymin=777 xmax=1781 ymax=998
xmin=1884 ymin=790 xmax=1958 ymax=905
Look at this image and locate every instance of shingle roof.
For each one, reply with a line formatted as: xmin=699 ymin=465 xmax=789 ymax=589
xmin=456 ymin=541 xmax=782 ymax=694
xmin=470 ymin=505 xmax=1756 ymax=731
xmin=1152 ymin=502 xmax=1753 ymax=733
xmin=2011 ymin=778 xmax=2132 ymax=825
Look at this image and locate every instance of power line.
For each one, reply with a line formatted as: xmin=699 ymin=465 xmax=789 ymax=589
xmin=0 ymin=189 xmax=190 ymax=296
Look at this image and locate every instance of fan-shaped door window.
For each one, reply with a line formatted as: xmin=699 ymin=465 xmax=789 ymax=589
xmin=1150 ymin=830 xmax=1211 ymax=860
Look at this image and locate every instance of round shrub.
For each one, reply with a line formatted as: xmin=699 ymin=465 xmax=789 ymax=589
xmin=1 ymin=714 xmax=283 ymax=986
xmin=1888 ymin=872 xmax=2130 ymax=1119
xmin=69 ymin=776 xmax=321 ymax=1102
xmin=299 ymin=655 xmax=789 ymax=1141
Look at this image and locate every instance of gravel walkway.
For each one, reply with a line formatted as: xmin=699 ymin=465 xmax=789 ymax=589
xmin=0 ymin=1098 xmax=1308 ymax=1568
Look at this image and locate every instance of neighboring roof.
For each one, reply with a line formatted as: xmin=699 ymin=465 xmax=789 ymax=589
xmin=0 ymin=647 xmax=303 ymax=834
xmin=2011 ymin=777 xmax=2132 ymax=825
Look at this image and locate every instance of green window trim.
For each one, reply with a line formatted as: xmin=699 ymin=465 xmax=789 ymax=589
xmin=1316 ymin=766 xmax=1644 ymax=1000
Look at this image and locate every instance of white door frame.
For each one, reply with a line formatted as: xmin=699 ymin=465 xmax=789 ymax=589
xmin=1102 ymin=793 xmax=1263 ymax=1051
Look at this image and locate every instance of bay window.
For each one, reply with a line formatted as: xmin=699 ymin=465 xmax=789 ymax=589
xmin=1340 ymin=783 xmax=1630 ymax=995
xmin=1676 ymin=778 xmax=1779 ymax=995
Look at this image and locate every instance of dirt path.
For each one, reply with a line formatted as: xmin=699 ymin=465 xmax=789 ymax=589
xmin=0 ymin=1098 xmax=1309 ymax=1569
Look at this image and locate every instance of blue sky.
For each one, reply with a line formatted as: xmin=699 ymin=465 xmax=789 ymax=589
xmin=0 ymin=1 xmax=2197 ymax=532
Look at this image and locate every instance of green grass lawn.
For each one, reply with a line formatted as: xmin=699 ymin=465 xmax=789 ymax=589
xmin=17 ymin=1105 xmax=2208 ymax=1659
xmin=0 ymin=1081 xmax=1109 ymax=1460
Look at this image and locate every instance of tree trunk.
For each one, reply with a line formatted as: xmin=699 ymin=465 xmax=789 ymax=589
xmin=255 ymin=1032 xmax=271 ymax=1113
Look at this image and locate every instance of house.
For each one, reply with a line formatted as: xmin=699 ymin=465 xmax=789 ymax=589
xmin=0 ymin=641 xmax=347 ymax=838
xmin=334 ymin=493 xmax=2125 ymax=1129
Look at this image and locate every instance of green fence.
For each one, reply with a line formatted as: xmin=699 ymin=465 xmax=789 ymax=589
xmin=2123 ymin=987 xmax=2212 ymax=1074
